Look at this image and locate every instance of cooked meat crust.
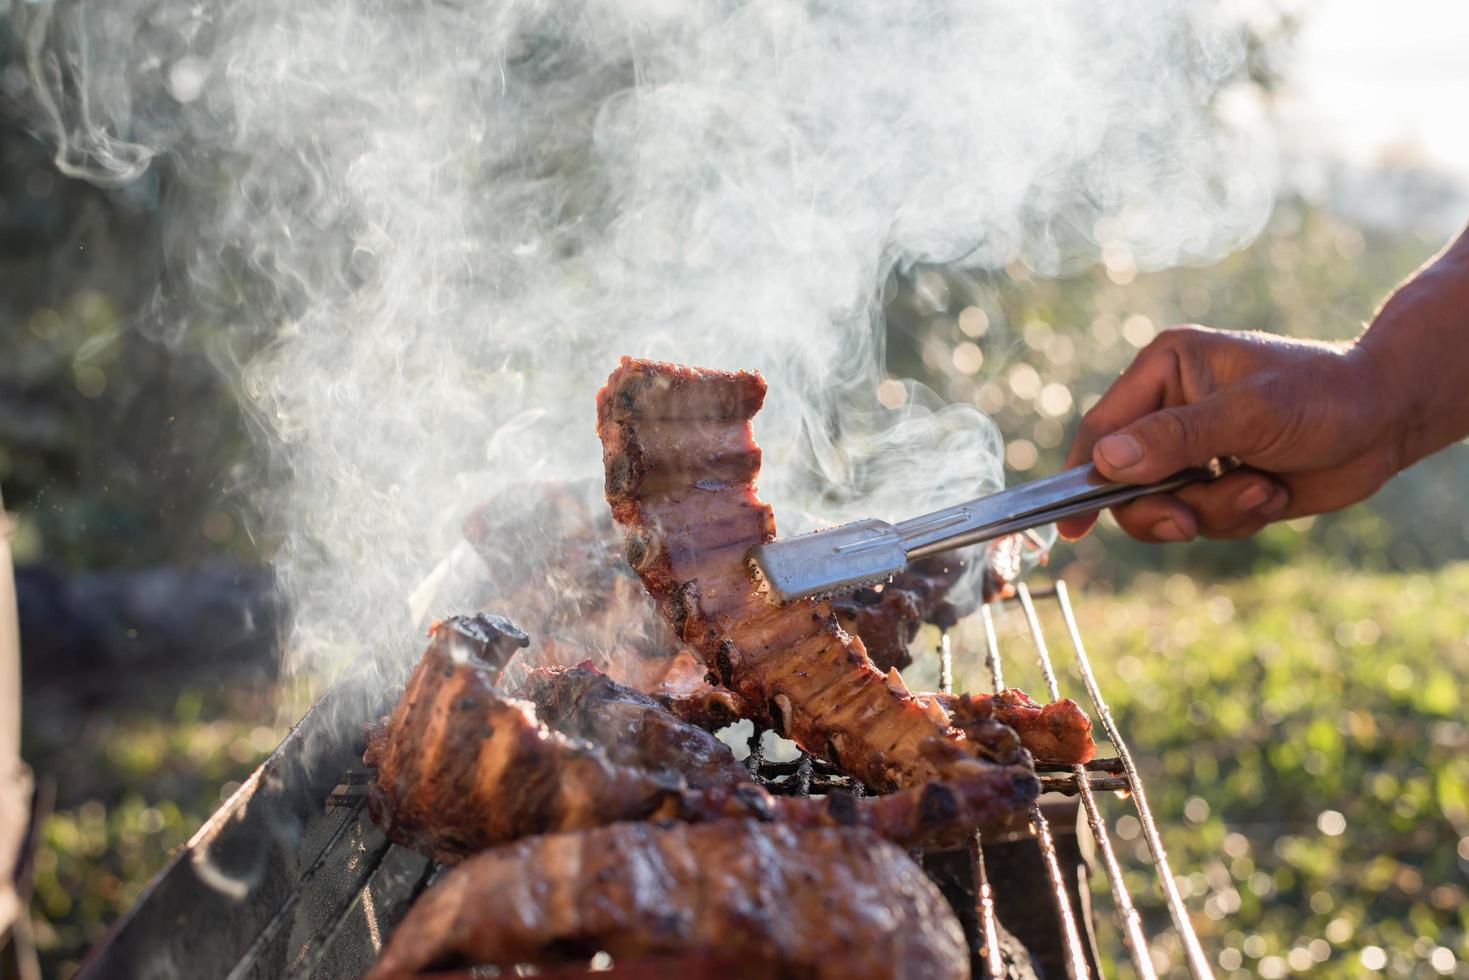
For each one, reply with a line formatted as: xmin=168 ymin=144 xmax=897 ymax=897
xmin=935 ymin=689 xmax=1097 ymax=765
xmin=596 ymin=357 xmax=1036 ymax=796
xmin=514 ymin=663 xmax=751 ymax=789
xmin=365 ymin=821 xmax=969 ymax=980
xmin=517 ymin=665 xmax=1037 ymax=848
xmin=364 ymin=617 xmax=688 ymax=863
xmin=643 ymin=649 xmax=750 ymax=730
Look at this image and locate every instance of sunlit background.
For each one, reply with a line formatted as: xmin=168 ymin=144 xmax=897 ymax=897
xmin=2 ymin=1 xmax=1467 ymax=977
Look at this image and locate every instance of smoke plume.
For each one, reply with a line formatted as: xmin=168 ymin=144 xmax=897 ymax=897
xmin=16 ymin=0 xmax=1273 ymax=675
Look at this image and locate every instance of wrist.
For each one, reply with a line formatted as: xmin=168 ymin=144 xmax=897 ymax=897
xmin=1352 ymin=258 xmax=1469 ymax=468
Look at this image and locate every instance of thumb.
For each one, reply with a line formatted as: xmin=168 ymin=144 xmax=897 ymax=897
xmin=1092 ymin=395 xmax=1241 ymax=483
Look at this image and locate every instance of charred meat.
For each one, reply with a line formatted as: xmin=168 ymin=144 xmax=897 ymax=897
xmin=596 ymin=357 xmax=1035 ymax=795
xmin=643 ymin=648 xmax=750 ymax=730
xmin=516 ymin=664 xmax=1036 ymax=848
xmin=935 ymin=689 xmax=1097 ymax=765
xmin=514 ymin=662 xmax=750 ymax=789
xmin=369 ymin=628 xmax=1036 ymax=860
xmin=366 ymin=821 xmax=968 ymax=980
xmin=365 ymin=616 xmax=690 ymax=863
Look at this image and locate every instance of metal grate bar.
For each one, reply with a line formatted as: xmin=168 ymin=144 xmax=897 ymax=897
xmin=283 ymin=841 xmax=394 ymax=979
xmin=1072 ymin=766 xmax=1156 ymax=976
xmin=980 ymin=602 xmax=1005 ymax=690
xmin=980 ymin=606 xmax=1090 ymax=980
xmin=1052 ymin=581 xmax=1215 ymax=980
xmin=938 ymin=632 xmax=954 ymax=696
xmin=1016 ymin=585 xmax=1062 ymax=702
xmin=968 ymin=830 xmax=1005 ymax=979
xmin=1017 ymin=584 xmax=1156 ymax=980
xmin=941 ymin=629 xmax=1003 ymax=979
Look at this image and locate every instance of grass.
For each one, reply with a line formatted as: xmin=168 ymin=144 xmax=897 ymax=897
xmin=22 ymin=562 xmax=1469 ymax=977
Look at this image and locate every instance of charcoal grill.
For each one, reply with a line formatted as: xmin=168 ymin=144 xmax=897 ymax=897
xmin=75 ymin=580 xmax=1215 ymax=979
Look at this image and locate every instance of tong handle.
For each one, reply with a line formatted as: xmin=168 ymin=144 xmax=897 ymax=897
xmin=901 ymin=457 xmax=1240 ymax=560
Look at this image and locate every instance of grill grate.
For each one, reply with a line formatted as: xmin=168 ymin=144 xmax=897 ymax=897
xmin=977 ymin=581 xmax=1215 ymax=979
xmin=77 ymin=578 xmax=1216 ymax=979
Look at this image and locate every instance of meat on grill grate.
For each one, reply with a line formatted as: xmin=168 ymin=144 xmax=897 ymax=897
xmin=366 ymin=619 xmax=1041 ymax=859
xmin=937 ymin=690 xmax=1096 ymax=765
xmin=596 ymin=357 xmax=1039 ymax=795
xmin=364 ymin=821 xmax=969 ymax=980
xmin=514 ymin=661 xmax=753 ymax=789
xmin=364 ymin=616 xmax=688 ymax=863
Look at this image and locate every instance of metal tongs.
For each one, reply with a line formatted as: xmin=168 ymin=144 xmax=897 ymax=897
xmin=749 ymin=457 xmax=1239 ymax=603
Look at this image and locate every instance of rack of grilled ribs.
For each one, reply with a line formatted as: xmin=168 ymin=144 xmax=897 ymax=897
xmin=365 ymin=617 xmax=1041 ymax=861
xmin=364 ymin=821 xmax=968 ymax=980
xmin=460 ymin=476 xmax=1091 ymax=761
xmin=595 ymin=357 xmax=1087 ymax=789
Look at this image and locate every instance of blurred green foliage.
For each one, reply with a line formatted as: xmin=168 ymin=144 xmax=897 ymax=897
xmin=0 ymin=122 xmax=265 ymax=571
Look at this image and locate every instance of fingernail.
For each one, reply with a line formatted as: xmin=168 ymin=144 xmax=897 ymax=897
xmin=1261 ymin=486 xmax=1290 ymax=518
xmin=1097 ymin=434 xmax=1143 ymax=471
xmin=1150 ymin=518 xmax=1190 ymax=542
xmin=1234 ymin=483 xmax=1270 ymax=512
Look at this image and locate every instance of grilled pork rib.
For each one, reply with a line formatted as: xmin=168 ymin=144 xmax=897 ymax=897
xmin=368 ymin=621 xmax=1041 ymax=859
xmin=366 ymin=821 xmax=969 ymax=980
xmin=596 ymin=357 xmax=1038 ymax=794
xmin=521 ymin=663 xmax=1035 ymax=847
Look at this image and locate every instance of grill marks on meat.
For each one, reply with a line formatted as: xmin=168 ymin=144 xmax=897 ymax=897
xmin=597 ymin=357 xmax=1037 ymax=799
xmin=936 ymin=689 xmax=1097 ymax=765
xmin=365 ymin=617 xmax=689 ymax=863
xmin=365 ymin=821 xmax=968 ymax=980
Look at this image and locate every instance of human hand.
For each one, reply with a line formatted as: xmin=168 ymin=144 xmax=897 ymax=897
xmin=1056 ymin=325 xmax=1405 ymax=542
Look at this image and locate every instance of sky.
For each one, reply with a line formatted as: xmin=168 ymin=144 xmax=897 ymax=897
xmin=1288 ymin=0 xmax=1469 ymax=182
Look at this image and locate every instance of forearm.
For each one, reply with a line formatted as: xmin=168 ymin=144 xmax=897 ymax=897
xmin=1352 ymin=223 xmax=1469 ymax=470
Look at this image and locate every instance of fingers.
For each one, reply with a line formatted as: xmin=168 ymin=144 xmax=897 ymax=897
xmin=1063 ymin=341 xmax=1181 ymax=469
xmin=1105 ymin=475 xmax=1290 ymax=542
xmin=1056 ymin=459 xmax=1289 ymax=543
xmin=1059 ymin=341 xmax=1187 ymax=539
xmin=1055 ymin=511 xmax=1098 ymax=541
xmin=1092 ymin=387 xmax=1263 ymax=484
xmin=1106 ymin=493 xmax=1200 ymax=542
xmin=1173 ymin=472 xmax=1290 ymax=535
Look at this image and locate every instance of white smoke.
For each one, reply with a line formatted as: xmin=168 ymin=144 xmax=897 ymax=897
xmin=17 ymin=0 xmax=1274 ymax=675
